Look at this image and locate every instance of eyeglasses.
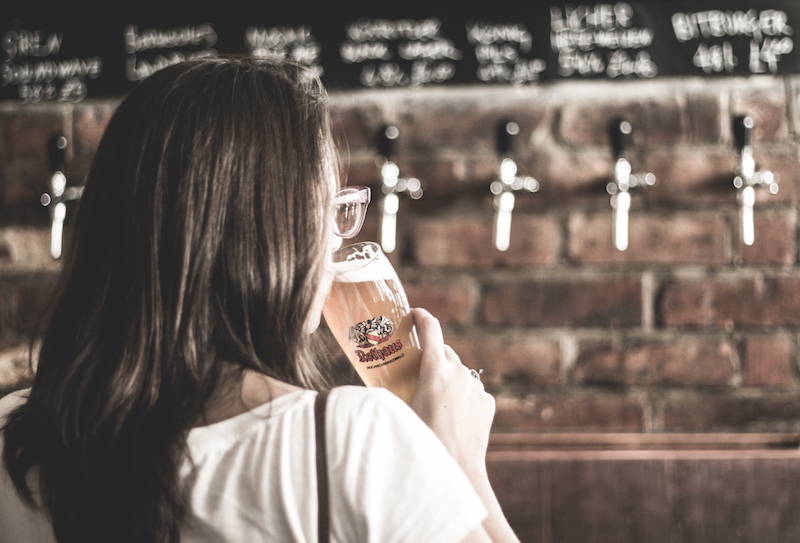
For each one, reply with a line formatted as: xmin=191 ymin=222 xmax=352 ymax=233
xmin=332 ymin=186 xmax=371 ymax=238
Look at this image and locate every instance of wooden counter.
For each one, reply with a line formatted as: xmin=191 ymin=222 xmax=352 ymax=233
xmin=486 ymin=433 xmax=800 ymax=543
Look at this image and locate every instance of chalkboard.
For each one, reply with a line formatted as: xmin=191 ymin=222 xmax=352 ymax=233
xmin=2 ymin=0 xmax=799 ymax=103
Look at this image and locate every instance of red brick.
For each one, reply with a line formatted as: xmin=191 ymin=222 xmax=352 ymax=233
xmin=398 ymin=90 xmax=548 ymax=151
xmin=482 ymin=277 xmax=641 ymax=327
xmin=661 ymin=392 xmax=800 ymax=431
xmin=574 ymin=337 xmax=735 ymax=387
xmin=329 ymin=100 xmax=386 ymax=151
xmin=339 ymin=158 xmax=380 ymax=189
xmin=397 ymin=158 xmax=466 ymax=208
xmin=660 ymin=276 xmax=800 ymax=328
xmin=743 ymin=335 xmax=795 ymax=388
xmin=412 ymin=215 xmax=561 ymax=269
xmin=512 ymin=149 xmax=611 ymax=205
xmin=403 ymin=277 xmax=476 ymax=326
xmin=642 ymin=151 xmax=737 ymax=206
xmin=684 ymin=92 xmax=723 ymax=143
xmin=730 ymin=83 xmax=789 ymax=142
xmin=0 ymin=228 xmax=59 ymax=273
xmin=494 ymin=392 xmax=645 ymax=432
xmin=1 ymin=110 xmax=69 ymax=162
xmin=568 ymin=212 xmax=727 ymax=265
xmin=558 ymin=95 xmax=684 ymax=147
xmin=745 ymin=152 xmax=800 ymax=205
xmin=2 ymin=164 xmax=51 ymax=225
xmin=73 ymin=104 xmax=116 ymax=156
xmin=736 ymin=211 xmax=795 ymax=266
xmin=341 ymin=157 xmax=465 ymax=208
xmin=447 ymin=334 xmax=561 ymax=388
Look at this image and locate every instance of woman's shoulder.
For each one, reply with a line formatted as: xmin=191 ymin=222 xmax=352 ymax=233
xmin=324 ymin=386 xmax=432 ymax=447
xmin=327 ymin=385 xmax=412 ymax=419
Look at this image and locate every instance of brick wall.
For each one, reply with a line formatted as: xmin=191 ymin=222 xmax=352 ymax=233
xmin=2 ymin=75 xmax=800 ymax=434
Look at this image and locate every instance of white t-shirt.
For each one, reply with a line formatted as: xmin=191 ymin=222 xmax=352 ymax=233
xmin=0 ymin=386 xmax=486 ymax=543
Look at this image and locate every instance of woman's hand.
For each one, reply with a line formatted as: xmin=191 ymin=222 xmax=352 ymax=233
xmin=409 ymin=308 xmax=495 ymax=480
xmin=409 ymin=308 xmax=521 ymax=543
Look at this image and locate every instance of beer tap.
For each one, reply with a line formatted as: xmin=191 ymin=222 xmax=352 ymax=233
xmin=733 ymin=115 xmax=778 ymax=246
xmin=489 ymin=120 xmax=539 ymax=251
xmin=376 ymin=125 xmax=422 ymax=254
xmin=40 ymin=134 xmax=83 ymax=259
xmin=605 ymin=119 xmax=656 ymax=251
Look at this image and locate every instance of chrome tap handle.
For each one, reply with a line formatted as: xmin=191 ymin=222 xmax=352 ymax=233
xmin=376 ymin=125 xmax=422 ymax=253
xmin=606 ymin=120 xmax=655 ymax=251
xmin=491 ymin=120 xmax=539 ymax=251
xmin=377 ymin=124 xmax=398 ymax=162
xmin=41 ymin=134 xmax=83 ymax=259
xmin=609 ymin=118 xmax=632 ymax=159
xmin=733 ymin=115 xmax=753 ymax=154
xmin=732 ymin=116 xmax=778 ymax=246
xmin=496 ymin=119 xmax=517 ymax=156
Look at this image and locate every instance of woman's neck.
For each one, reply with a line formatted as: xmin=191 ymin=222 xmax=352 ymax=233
xmin=196 ymin=367 xmax=304 ymax=426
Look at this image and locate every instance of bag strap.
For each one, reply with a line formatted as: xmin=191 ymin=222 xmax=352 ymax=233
xmin=314 ymin=390 xmax=331 ymax=543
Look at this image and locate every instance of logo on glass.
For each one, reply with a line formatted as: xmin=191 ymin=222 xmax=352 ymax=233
xmin=349 ymin=315 xmax=394 ymax=348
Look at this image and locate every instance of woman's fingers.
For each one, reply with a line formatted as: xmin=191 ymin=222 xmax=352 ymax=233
xmin=411 ymin=308 xmax=447 ymax=361
xmin=443 ymin=345 xmax=462 ymax=366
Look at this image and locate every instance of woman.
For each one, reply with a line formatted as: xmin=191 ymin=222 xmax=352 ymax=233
xmin=0 ymin=56 xmax=519 ymax=543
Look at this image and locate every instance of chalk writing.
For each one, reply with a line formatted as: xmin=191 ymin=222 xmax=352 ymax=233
xmin=2 ymin=30 xmax=63 ymax=59
xmin=245 ymin=26 xmax=323 ymax=76
xmin=124 ymin=24 xmax=217 ymax=53
xmin=346 ymin=18 xmax=441 ymax=42
xmin=550 ymin=2 xmax=657 ymax=78
xmin=1 ymin=28 xmax=101 ymax=103
xmin=467 ymin=22 xmax=545 ymax=84
xmin=672 ymin=10 xmax=792 ymax=43
xmin=672 ymin=9 xmax=794 ymax=74
xmin=124 ymin=23 xmax=218 ymax=81
xmin=341 ymin=17 xmax=459 ymax=87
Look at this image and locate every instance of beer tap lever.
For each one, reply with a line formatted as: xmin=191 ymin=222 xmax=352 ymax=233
xmin=490 ymin=120 xmax=539 ymax=251
xmin=376 ymin=125 xmax=422 ymax=254
xmin=41 ymin=134 xmax=83 ymax=259
xmin=606 ymin=119 xmax=655 ymax=251
xmin=733 ymin=116 xmax=778 ymax=246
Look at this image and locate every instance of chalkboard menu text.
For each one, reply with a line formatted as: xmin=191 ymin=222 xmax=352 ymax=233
xmin=2 ymin=0 xmax=798 ymax=103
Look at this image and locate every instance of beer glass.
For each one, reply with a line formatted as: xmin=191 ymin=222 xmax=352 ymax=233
xmin=323 ymin=241 xmax=422 ymax=403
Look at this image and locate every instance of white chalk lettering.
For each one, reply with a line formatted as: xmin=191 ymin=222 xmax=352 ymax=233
xmin=398 ymin=39 xmax=462 ymax=60
xmin=125 ymin=49 xmax=216 ymax=81
xmin=409 ymin=59 xmax=455 ymax=86
xmin=606 ymin=49 xmax=657 ymax=77
xmin=2 ymin=30 xmax=63 ymax=59
xmin=1 ymin=57 xmax=102 ymax=85
xmin=245 ymin=26 xmax=314 ymax=49
xmin=693 ymin=41 xmax=738 ymax=73
xmin=340 ymin=41 xmax=391 ymax=63
xmin=476 ymin=58 xmax=546 ymax=84
xmin=466 ymin=22 xmax=532 ymax=53
xmin=672 ymin=10 xmax=792 ymax=43
xmin=550 ymin=27 xmax=653 ymax=52
xmin=123 ymin=24 xmax=217 ymax=54
xmin=346 ymin=18 xmax=441 ymax=42
xmin=360 ymin=62 xmax=409 ymax=87
xmin=749 ymin=37 xmax=794 ymax=73
xmin=550 ymin=3 xmax=634 ymax=32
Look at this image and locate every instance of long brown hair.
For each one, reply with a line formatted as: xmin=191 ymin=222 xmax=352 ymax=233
xmin=3 ymin=56 xmax=335 ymax=542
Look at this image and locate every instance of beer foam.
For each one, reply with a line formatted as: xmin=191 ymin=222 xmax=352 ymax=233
xmin=331 ymin=244 xmax=397 ymax=283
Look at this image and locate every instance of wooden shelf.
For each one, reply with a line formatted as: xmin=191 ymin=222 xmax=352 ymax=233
xmin=488 ymin=432 xmax=800 ymax=451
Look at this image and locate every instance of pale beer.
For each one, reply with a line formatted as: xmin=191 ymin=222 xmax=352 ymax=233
xmin=323 ymin=243 xmax=422 ymax=403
